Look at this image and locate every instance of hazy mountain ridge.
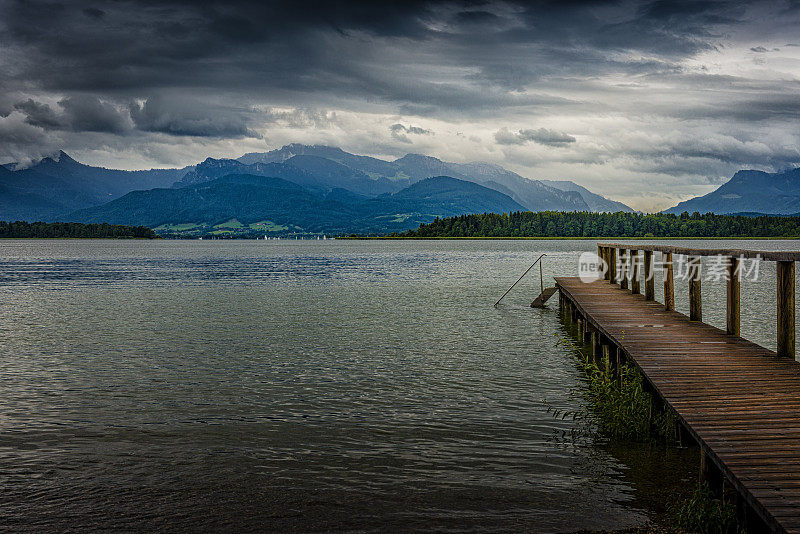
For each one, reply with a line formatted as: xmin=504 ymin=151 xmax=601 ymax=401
xmin=540 ymin=180 xmax=633 ymax=213
xmin=239 ymin=146 xmax=630 ymax=213
xmin=664 ymin=167 xmax=800 ymax=215
xmin=239 ymin=143 xmax=410 ymax=180
xmin=1 ymin=144 xmax=632 ymax=224
xmin=176 ymin=155 xmax=399 ymax=196
xmin=0 ymin=151 xmax=192 ymax=220
xmin=70 ymin=174 xmax=526 ymax=234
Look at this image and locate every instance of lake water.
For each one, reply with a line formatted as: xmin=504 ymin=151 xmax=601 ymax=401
xmin=1 ymin=238 xmax=797 ymax=532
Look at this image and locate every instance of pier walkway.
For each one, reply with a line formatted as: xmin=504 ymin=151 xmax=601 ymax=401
xmin=556 ymin=243 xmax=800 ymax=533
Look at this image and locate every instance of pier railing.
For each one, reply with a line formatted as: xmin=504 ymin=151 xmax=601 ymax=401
xmin=597 ymin=243 xmax=798 ymax=358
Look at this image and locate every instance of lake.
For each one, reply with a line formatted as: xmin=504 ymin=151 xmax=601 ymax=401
xmin=1 ymin=238 xmax=797 ymax=532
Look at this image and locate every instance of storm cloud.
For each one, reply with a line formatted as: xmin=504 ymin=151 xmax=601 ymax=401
xmin=1 ymin=0 xmax=799 ymax=210
xmin=494 ymin=127 xmax=576 ymax=147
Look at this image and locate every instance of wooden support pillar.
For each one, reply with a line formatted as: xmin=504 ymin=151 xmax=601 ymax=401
xmin=663 ymin=252 xmax=674 ymax=311
xmin=603 ymin=247 xmax=610 ymax=281
xmin=644 ymin=250 xmax=655 ymax=301
xmin=577 ymin=317 xmax=584 ymax=339
xmin=591 ymin=330 xmax=599 ymax=362
xmin=631 ymin=250 xmax=641 ymax=294
xmin=700 ymin=449 xmax=724 ymax=499
xmin=619 ymin=249 xmax=629 ymax=290
xmin=597 ymin=245 xmax=603 ymax=280
xmin=674 ymin=419 xmax=690 ymax=448
xmin=602 ymin=344 xmax=611 ymax=379
xmin=699 ymin=449 xmax=709 ymax=484
xmin=689 ymin=255 xmax=702 ymax=321
xmin=726 ymin=256 xmax=740 ymax=336
xmin=609 ymin=247 xmax=617 ymax=285
xmin=777 ymin=260 xmax=795 ymax=359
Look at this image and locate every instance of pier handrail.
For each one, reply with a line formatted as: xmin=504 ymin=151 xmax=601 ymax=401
xmin=495 ymin=253 xmax=546 ymax=307
xmin=600 ymin=242 xmax=800 ymax=262
xmin=596 ymin=242 xmax=797 ymax=358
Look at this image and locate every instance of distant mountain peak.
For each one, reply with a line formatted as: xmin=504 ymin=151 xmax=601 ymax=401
xmin=282 ymin=143 xmax=344 ymax=153
xmin=11 ymin=150 xmax=78 ymax=170
xmin=664 ymin=166 xmax=800 ymax=215
xmin=395 ymin=153 xmax=440 ymax=163
xmin=198 ymin=157 xmax=237 ymax=166
xmin=40 ymin=150 xmax=76 ymax=164
xmin=239 ymin=144 xmax=350 ymax=165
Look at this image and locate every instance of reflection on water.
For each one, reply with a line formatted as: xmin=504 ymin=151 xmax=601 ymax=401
xmin=0 ymin=239 xmax=795 ymax=532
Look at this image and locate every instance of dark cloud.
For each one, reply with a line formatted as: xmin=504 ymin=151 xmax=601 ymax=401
xmin=15 ymin=99 xmax=62 ymax=129
xmin=453 ymin=10 xmax=500 ymax=25
xmin=0 ymin=0 xmax=752 ymax=100
xmin=14 ymin=95 xmax=130 ymax=133
xmin=129 ymin=96 xmax=260 ymax=138
xmin=82 ymin=7 xmax=105 ymax=19
xmin=750 ymin=45 xmax=769 ymax=52
xmin=60 ymin=95 xmax=131 ymax=133
xmin=495 ymin=127 xmax=576 ymax=146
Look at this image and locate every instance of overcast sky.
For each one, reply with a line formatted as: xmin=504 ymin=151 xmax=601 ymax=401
xmin=1 ymin=0 xmax=799 ymax=211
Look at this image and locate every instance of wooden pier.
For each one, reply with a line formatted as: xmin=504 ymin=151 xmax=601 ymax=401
xmin=557 ymin=243 xmax=800 ymax=533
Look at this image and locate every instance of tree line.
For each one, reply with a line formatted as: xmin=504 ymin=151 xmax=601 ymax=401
xmin=401 ymin=211 xmax=800 ymax=238
xmin=0 ymin=221 xmax=157 ymax=239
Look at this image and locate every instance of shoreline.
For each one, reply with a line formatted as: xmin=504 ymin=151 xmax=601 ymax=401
xmin=337 ymin=235 xmax=800 ymax=240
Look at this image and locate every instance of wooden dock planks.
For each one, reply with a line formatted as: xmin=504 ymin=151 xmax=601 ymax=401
xmin=556 ymin=277 xmax=800 ymax=533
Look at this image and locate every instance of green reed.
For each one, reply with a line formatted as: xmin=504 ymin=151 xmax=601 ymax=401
xmin=671 ymin=483 xmax=741 ymax=534
xmin=555 ymin=332 xmax=675 ymax=443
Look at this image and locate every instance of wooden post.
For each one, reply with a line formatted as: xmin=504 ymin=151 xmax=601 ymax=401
xmin=597 ymin=245 xmax=603 ymax=280
xmin=689 ymin=255 xmax=702 ymax=321
xmin=644 ymin=250 xmax=655 ymax=301
xmin=609 ymin=247 xmax=617 ymax=285
xmin=591 ymin=330 xmax=599 ymax=362
xmin=726 ymin=256 xmax=740 ymax=336
xmin=631 ymin=250 xmax=641 ymax=294
xmin=663 ymin=252 xmax=674 ymax=311
xmin=602 ymin=344 xmax=611 ymax=380
xmin=603 ymin=247 xmax=610 ymax=281
xmin=777 ymin=260 xmax=795 ymax=359
xmin=620 ymin=249 xmax=629 ymax=290
xmin=699 ymin=449 xmax=709 ymax=484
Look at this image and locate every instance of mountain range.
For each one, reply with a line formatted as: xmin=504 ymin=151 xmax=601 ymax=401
xmin=8 ymin=143 xmax=798 ymax=235
xmin=70 ymin=174 xmax=527 ymax=235
xmin=664 ymin=167 xmax=800 ymax=215
xmin=0 ymin=144 xmax=634 ymax=234
xmin=0 ymin=152 xmax=190 ymax=221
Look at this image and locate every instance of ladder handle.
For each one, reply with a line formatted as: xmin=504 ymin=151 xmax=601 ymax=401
xmin=495 ymin=254 xmax=546 ymax=307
